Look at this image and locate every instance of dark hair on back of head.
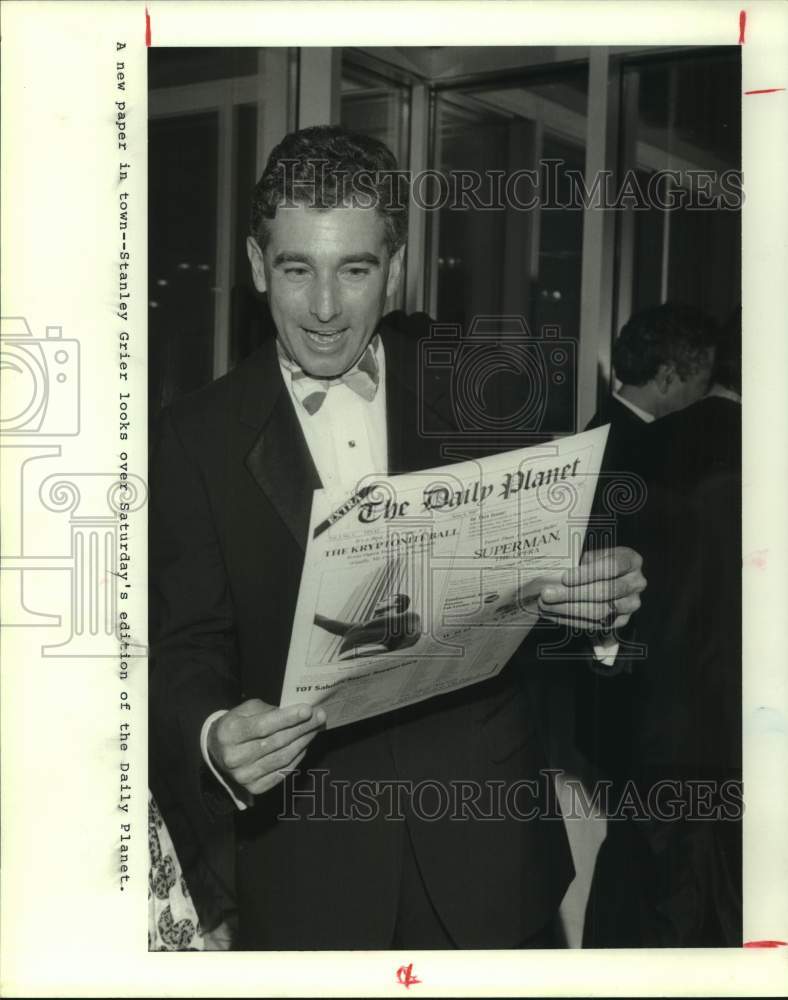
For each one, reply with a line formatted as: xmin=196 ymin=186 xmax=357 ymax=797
xmin=612 ymin=304 xmax=719 ymax=386
xmin=249 ymin=125 xmax=409 ymax=255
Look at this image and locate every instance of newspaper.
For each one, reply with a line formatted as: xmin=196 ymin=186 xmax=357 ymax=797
xmin=281 ymin=425 xmax=609 ymax=727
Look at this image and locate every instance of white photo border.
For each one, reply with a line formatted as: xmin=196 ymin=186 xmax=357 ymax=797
xmin=1 ymin=1 xmax=786 ymax=996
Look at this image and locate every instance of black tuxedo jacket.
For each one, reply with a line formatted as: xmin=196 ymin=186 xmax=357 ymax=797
xmin=149 ymin=318 xmax=574 ymax=949
xmin=581 ymin=394 xmax=742 ymax=947
xmin=586 ymin=395 xmax=655 ymax=485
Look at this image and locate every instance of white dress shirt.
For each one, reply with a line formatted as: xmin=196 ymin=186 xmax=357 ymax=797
xmin=611 ymin=390 xmax=655 ymax=423
xmin=287 ymin=338 xmax=388 ymax=496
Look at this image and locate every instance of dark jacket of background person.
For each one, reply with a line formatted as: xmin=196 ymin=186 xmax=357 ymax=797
xmin=149 ymin=316 xmax=583 ymax=950
xmin=582 ymin=393 xmax=741 ymax=947
xmin=575 ymin=395 xmax=657 ymax=794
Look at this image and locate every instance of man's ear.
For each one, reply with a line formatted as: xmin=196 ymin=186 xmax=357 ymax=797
xmin=655 ymin=362 xmax=675 ymax=394
xmin=386 ymin=244 xmax=406 ymax=298
xmin=247 ymin=236 xmax=268 ymax=293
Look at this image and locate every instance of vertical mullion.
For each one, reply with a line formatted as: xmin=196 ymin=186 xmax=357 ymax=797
xmin=577 ymin=48 xmax=619 ymax=429
xmin=255 ymin=49 xmax=268 ymax=178
xmin=659 ymin=64 xmax=678 ymax=303
xmin=406 ymin=83 xmax=430 ymax=315
xmin=257 ymin=48 xmax=293 ymax=177
xmin=615 ymin=70 xmax=639 ymax=339
xmin=393 ymin=81 xmax=411 ymax=312
xmin=529 ymin=118 xmax=544 ymax=283
xmin=297 ymin=48 xmax=341 ymax=128
xmin=212 ymin=85 xmax=236 ymax=378
xmin=659 ymin=184 xmax=673 ymax=303
xmin=502 ymin=118 xmax=538 ymax=318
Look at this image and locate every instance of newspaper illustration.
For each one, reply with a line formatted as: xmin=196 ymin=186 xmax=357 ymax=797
xmin=281 ymin=425 xmax=609 ymax=727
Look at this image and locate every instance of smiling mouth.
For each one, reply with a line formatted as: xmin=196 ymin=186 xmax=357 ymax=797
xmin=302 ymin=327 xmax=348 ymax=347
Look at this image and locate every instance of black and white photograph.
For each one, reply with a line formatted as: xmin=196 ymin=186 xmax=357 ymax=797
xmin=147 ymin=40 xmax=742 ymax=952
xmin=2 ymin=2 xmax=787 ymax=996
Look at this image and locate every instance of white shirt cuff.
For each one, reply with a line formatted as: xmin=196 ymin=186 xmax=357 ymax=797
xmin=200 ymin=710 xmax=252 ymax=811
xmin=591 ymin=640 xmax=620 ymax=668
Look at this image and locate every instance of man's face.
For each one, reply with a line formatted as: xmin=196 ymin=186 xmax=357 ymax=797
xmin=663 ymin=348 xmax=715 ymax=414
xmin=247 ymin=204 xmax=404 ymax=378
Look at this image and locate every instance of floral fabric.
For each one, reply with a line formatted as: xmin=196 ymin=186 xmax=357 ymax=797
xmin=148 ymin=792 xmax=205 ymax=951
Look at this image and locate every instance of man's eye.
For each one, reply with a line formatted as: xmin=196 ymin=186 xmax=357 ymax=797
xmin=284 ymin=267 xmax=310 ymax=280
xmin=343 ymin=267 xmax=370 ymax=280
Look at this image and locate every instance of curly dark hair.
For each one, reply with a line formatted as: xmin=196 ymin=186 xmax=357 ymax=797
xmin=612 ymin=304 xmax=719 ymax=386
xmin=249 ymin=125 xmax=409 ymax=254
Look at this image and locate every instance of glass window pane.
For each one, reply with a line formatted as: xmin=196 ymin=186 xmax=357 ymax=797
xmin=340 ymin=59 xmax=412 ymax=311
xmin=433 ymin=70 xmax=588 ymax=435
xmin=148 ymin=112 xmax=218 ymax=425
xmin=340 ymin=61 xmax=410 ymax=168
xmin=231 ymin=103 xmax=274 ymax=367
xmin=620 ymin=50 xmax=742 ymax=328
xmin=148 ymin=47 xmax=258 ymax=89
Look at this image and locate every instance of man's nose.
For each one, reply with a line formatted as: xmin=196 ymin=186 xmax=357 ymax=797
xmin=309 ymin=274 xmax=341 ymax=324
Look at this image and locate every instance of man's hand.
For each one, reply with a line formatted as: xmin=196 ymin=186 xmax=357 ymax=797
xmin=207 ymin=699 xmax=326 ymax=797
xmin=537 ymin=546 xmax=647 ymax=632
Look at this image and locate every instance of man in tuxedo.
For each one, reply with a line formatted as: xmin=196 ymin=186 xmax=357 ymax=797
xmin=578 ymin=308 xmax=717 ymax=792
xmin=587 ymin=304 xmax=718 ymax=479
xmin=630 ymin=329 xmax=743 ymax=946
xmin=149 ymin=125 xmax=648 ymax=950
xmin=582 ymin=307 xmax=735 ymax=947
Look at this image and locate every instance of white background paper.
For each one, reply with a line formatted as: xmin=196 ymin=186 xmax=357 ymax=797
xmin=1 ymin=1 xmax=786 ymax=995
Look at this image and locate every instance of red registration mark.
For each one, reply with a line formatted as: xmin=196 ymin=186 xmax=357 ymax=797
xmin=396 ymin=963 xmax=422 ymax=988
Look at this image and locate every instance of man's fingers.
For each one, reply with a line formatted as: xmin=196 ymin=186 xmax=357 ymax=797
xmin=232 ymin=697 xmax=271 ymax=718
xmin=212 ymin=702 xmax=326 ymax=784
xmin=540 ymin=569 xmax=646 ymax=606
xmin=246 ymin=748 xmax=308 ymax=797
xmin=248 ymin=704 xmax=326 ymax=740
xmin=539 ymin=610 xmax=634 ymax=632
xmin=561 ymin=547 xmax=643 ymax=586
xmin=538 ymin=591 xmax=643 ymax=626
xmin=234 ymin=731 xmax=317 ymax=788
xmin=220 ymin=702 xmax=322 ymax=746
xmin=220 ymin=712 xmax=325 ymax=770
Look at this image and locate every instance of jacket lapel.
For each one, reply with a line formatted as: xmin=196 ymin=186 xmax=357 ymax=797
xmin=383 ymin=320 xmax=454 ymax=475
xmin=240 ymin=338 xmax=321 ymax=551
xmin=239 ymin=321 xmax=455 ymax=550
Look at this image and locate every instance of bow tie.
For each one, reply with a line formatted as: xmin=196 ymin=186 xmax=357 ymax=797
xmin=279 ymin=336 xmax=381 ymax=415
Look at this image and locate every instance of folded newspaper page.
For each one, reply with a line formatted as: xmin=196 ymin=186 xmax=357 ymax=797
xmin=281 ymin=425 xmax=609 ymax=728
